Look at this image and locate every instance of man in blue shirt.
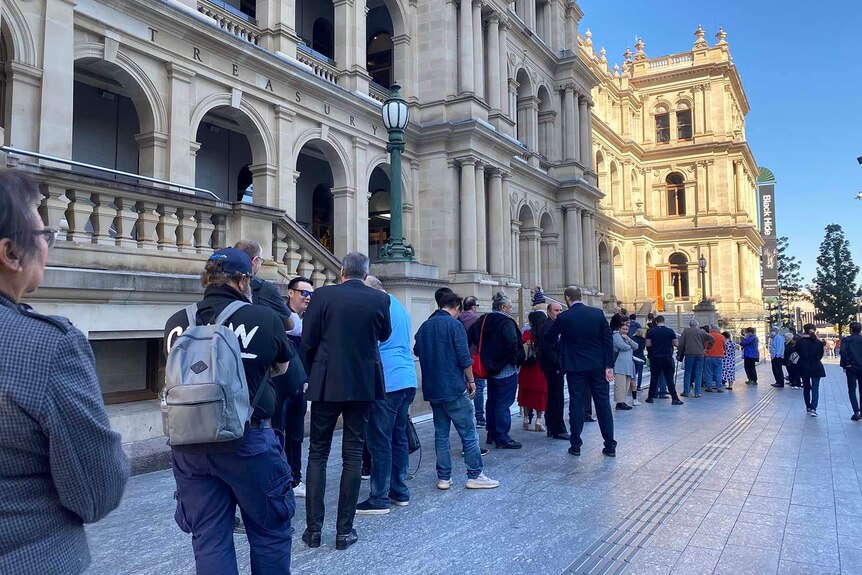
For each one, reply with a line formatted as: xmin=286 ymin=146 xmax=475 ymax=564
xmin=356 ymin=277 xmax=418 ymax=514
xmin=414 ymin=292 xmax=499 ymax=490
xmin=645 ymin=316 xmax=684 ymax=405
xmin=769 ymin=327 xmax=786 ymax=388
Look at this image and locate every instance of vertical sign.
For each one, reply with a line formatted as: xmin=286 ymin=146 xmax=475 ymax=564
xmin=759 ymin=183 xmax=780 ymax=297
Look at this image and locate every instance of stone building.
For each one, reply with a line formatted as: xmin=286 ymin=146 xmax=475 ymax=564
xmin=581 ymin=26 xmax=764 ymax=329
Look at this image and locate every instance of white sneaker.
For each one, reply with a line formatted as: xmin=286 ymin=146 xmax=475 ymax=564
xmin=466 ymin=473 xmax=500 ymax=489
xmin=293 ymin=482 xmax=306 ymax=498
xmin=810 ymin=410 xmax=818 ymax=417
xmin=632 ymin=399 xmax=641 ymax=406
xmin=437 ymin=478 xmax=453 ymax=490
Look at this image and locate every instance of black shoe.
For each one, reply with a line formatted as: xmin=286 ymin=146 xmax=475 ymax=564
xmin=602 ymin=448 xmax=616 ymax=457
xmin=302 ymin=529 xmax=321 ymax=548
xmin=672 ymin=399 xmax=684 ymax=405
xmin=704 ymin=387 xmax=713 ymax=392
xmin=771 ymin=383 xmax=784 ymax=388
xmin=568 ymin=446 xmax=581 ymax=456
xmin=496 ymin=441 xmax=522 ymax=449
xmin=583 ymin=416 xmax=596 ymax=422
xmin=552 ymin=433 xmax=571 ymax=440
xmin=645 ymin=398 xmax=654 ymax=403
xmin=659 ymin=393 xmax=670 ymax=399
xmin=615 ymin=403 xmax=632 ymax=411
xmin=852 ymin=413 xmax=861 ymax=421
xmin=335 ymin=529 xmax=358 ymax=551
xmin=486 ymin=437 xmax=497 ymax=446
xmin=355 ymin=500 xmax=390 ymax=515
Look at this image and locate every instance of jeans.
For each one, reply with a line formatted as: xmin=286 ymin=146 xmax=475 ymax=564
xmin=485 ymin=373 xmax=519 ymax=445
xmin=473 ymin=378 xmax=486 ymax=424
xmin=306 ymin=401 xmax=373 ymax=535
xmin=430 ymin=393 xmax=483 ymax=480
xmin=847 ymin=368 xmax=862 ymax=413
xmin=704 ymin=357 xmax=724 ymax=390
xmin=648 ymin=356 xmax=679 ymax=400
xmin=683 ymin=355 xmax=704 ymax=395
xmin=634 ymin=361 xmax=644 ymax=390
xmin=172 ymin=428 xmax=294 ymax=575
xmin=366 ymin=387 xmax=417 ymax=507
xmin=771 ymin=358 xmax=786 ymax=386
xmin=744 ymin=357 xmax=759 ymax=383
xmin=566 ymin=369 xmax=616 ymax=451
xmin=542 ymin=369 xmax=567 ymax=436
xmin=803 ymin=376 xmax=821 ymax=411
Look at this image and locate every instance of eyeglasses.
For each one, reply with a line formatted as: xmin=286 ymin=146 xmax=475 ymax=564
xmin=298 ymin=290 xmax=313 ymax=298
xmin=33 ymin=228 xmax=59 ymax=248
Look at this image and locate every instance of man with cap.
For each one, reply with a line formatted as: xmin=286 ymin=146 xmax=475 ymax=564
xmin=164 ymin=247 xmax=295 ymax=574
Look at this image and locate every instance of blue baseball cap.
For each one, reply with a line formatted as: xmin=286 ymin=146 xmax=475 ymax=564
xmin=208 ymin=247 xmax=253 ymax=275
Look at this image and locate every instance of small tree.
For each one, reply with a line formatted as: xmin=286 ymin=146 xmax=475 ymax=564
xmin=776 ymin=236 xmax=805 ymax=325
xmin=811 ymin=224 xmax=859 ymax=334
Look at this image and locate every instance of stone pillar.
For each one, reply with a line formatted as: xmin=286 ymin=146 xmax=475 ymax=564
xmin=511 ymin=220 xmax=521 ymax=282
xmin=472 ymin=0 xmax=484 ymax=101
xmin=488 ymin=171 xmax=504 ymax=275
xmin=529 ymin=98 xmax=539 ymax=154
xmin=582 ymin=210 xmax=595 ymax=287
xmin=459 ymin=158 xmax=478 ymax=271
xmin=499 ymin=21 xmax=510 ymax=117
xmin=563 ymin=86 xmax=577 ymax=161
xmin=579 ymin=97 xmax=593 ymax=170
xmin=565 ymin=206 xmax=583 ymax=285
xmin=525 ymin=0 xmax=536 ymax=30
xmin=486 ymin=14 xmax=501 ymax=111
xmin=334 ymin=0 xmax=368 ymax=92
xmin=458 ymin=0 xmax=474 ymax=95
xmin=734 ymin=160 xmax=743 ymax=214
xmin=275 ymin=106 xmax=297 ymax=216
xmin=522 ymin=227 xmax=542 ymax=289
xmin=166 ymin=63 xmax=196 ymax=186
xmin=703 ymin=84 xmax=713 ymax=133
xmin=501 ymin=173 xmax=513 ymax=276
xmin=135 ymin=132 xmax=169 ymax=180
xmin=693 ymin=85 xmax=704 ymax=136
xmin=475 ymin=161 xmax=487 ymax=272
xmin=332 ymin=187 xmax=356 ymax=257
xmin=444 ymin=0 xmax=458 ymax=99
xmin=257 ymin=0 xmax=299 ymax=56
xmin=39 ymin=0 xmax=76 ymax=158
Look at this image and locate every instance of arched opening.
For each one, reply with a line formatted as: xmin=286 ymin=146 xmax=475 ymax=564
xmin=539 ymin=212 xmax=555 ymax=289
xmin=676 ymin=101 xmax=692 ymax=140
xmin=654 ymin=104 xmax=670 ymax=143
xmin=194 ymin=107 xmax=259 ymax=202
xmin=366 ymin=2 xmax=394 ymax=89
xmin=613 ymin=247 xmax=624 ymax=301
xmin=669 ymin=252 xmax=690 ymax=299
xmin=598 ymin=242 xmax=611 ymax=295
xmin=610 ymin=161 xmax=620 ymax=211
xmin=666 ymin=172 xmax=686 ymax=216
xmin=0 ymin=26 xmax=11 ymax=143
xmin=515 ymin=69 xmax=534 ymax=149
xmin=73 ymin=58 xmax=149 ymax=177
xmin=368 ymin=165 xmax=391 ymax=260
xmin=296 ymin=141 xmax=337 ymax=253
xmin=537 ymin=85 xmax=554 ymax=160
xmin=297 ymin=1 xmax=335 ymax=61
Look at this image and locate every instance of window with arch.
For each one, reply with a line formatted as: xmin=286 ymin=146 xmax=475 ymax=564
xmin=312 ymin=18 xmax=335 ymax=60
xmin=669 ymin=253 xmax=690 ymax=298
xmin=367 ymin=32 xmax=393 ymax=88
xmin=666 ymin=173 xmax=686 ymax=216
xmin=655 ymin=105 xmax=670 ymax=143
xmin=676 ymin=102 xmax=693 ymax=140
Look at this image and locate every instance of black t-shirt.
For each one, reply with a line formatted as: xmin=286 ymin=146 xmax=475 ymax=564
xmin=164 ymin=285 xmax=293 ymax=423
xmin=646 ymin=325 xmax=677 ymax=359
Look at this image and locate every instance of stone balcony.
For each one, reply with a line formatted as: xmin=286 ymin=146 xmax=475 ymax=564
xmin=197 ymin=0 xmax=261 ymax=45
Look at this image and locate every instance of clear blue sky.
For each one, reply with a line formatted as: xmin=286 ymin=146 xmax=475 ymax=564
xmin=579 ymin=0 xmax=862 ymax=286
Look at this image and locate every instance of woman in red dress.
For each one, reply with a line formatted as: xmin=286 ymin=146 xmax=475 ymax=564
xmin=519 ymin=311 xmax=549 ymax=431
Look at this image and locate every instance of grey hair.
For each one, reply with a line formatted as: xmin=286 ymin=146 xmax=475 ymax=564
xmin=342 ymin=252 xmax=370 ymax=279
xmin=491 ymin=291 xmax=511 ymax=311
xmin=364 ymin=275 xmax=385 ymax=291
xmin=710 ymin=324 xmax=719 ymax=332
xmin=688 ymin=319 xmax=699 ymax=328
xmin=564 ymin=286 xmax=582 ymax=302
xmin=234 ymin=239 xmax=262 ymax=260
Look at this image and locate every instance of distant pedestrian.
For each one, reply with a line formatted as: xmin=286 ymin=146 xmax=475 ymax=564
xmin=518 ymin=311 xmax=548 ymax=431
xmin=414 ymin=292 xmax=499 ymax=490
xmin=612 ymin=322 xmax=639 ymax=410
xmin=678 ymin=320 xmax=714 ymax=397
xmin=458 ymin=296 xmax=486 ymax=428
xmin=628 ymin=314 xmax=642 ymax=333
xmin=784 ymin=332 xmax=801 ymax=388
xmin=741 ymin=327 xmax=760 ymax=385
xmin=703 ymin=325 xmax=726 ymax=392
xmin=539 ymin=301 xmax=569 ymax=439
xmin=645 ymin=316 xmax=684 ymax=405
xmin=631 ymin=328 xmax=647 ymax=392
xmin=840 ymin=322 xmax=862 ymax=421
xmin=721 ymin=331 xmax=737 ymax=390
xmin=796 ymin=324 xmax=825 ymax=417
xmin=769 ymin=327 xmax=786 ymax=388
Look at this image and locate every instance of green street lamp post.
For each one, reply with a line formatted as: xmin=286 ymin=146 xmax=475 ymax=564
xmin=698 ymin=255 xmax=707 ymax=305
xmin=378 ymin=83 xmax=415 ymax=262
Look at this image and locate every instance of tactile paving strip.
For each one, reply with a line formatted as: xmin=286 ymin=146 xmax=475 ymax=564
xmin=561 ymin=391 xmax=776 ymax=575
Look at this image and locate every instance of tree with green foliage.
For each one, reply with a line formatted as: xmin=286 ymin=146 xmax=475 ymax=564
xmin=811 ymin=224 xmax=859 ymax=334
xmin=775 ymin=236 xmax=805 ymax=326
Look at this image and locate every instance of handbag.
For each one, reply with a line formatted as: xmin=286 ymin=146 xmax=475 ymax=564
xmin=471 ymin=315 xmax=489 ymax=379
xmin=406 ymin=417 xmax=420 ymax=454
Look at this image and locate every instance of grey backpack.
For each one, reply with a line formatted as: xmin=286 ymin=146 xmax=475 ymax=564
xmin=162 ymin=301 xmax=262 ymax=446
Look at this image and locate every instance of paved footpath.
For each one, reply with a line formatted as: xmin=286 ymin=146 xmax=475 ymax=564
xmin=86 ymin=361 xmax=862 ymax=575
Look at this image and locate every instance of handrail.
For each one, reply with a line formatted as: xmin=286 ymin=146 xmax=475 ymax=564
xmin=0 ymin=146 xmax=220 ymax=200
xmin=277 ymin=213 xmax=342 ymax=271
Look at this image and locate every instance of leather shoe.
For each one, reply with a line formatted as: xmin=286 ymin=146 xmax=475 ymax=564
xmin=644 ymin=398 xmax=654 ymax=403
xmin=583 ymin=416 xmax=596 ymax=422
xmin=301 ymin=529 xmax=321 ymax=548
xmin=496 ymin=440 xmax=522 ymax=449
xmin=552 ymin=433 xmax=571 ymax=440
xmin=602 ymin=448 xmax=616 ymax=457
xmin=568 ymin=446 xmax=581 ymax=456
xmin=335 ymin=529 xmax=358 ymax=551
xmin=672 ymin=399 xmax=684 ymax=405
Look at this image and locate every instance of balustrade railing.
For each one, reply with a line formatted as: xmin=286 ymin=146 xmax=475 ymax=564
xmin=197 ymin=0 xmax=260 ymax=46
xmin=369 ymin=81 xmax=391 ymax=103
xmin=296 ymin=44 xmax=339 ymax=84
xmin=272 ymin=216 xmax=340 ymax=287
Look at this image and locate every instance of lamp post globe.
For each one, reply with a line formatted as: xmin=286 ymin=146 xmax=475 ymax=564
xmin=698 ymin=255 xmax=707 ymax=304
xmin=378 ymin=83 xmax=415 ymax=262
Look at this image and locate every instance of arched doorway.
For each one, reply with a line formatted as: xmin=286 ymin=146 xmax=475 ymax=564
xmin=669 ymin=252 xmax=690 ymax=299
xmin=296 ymin=142 xmax=336 ymax=252
xmin=194 ymin=108 xmax=256 ymax=202
xmin=598 ymin=242 xmax=611 ymax=295
xmin=297 ymin=1 xmax=335 ymax=60
xmin=366 ymin=2 xmax=394 ymax=88
xmin=368 ymin=165 xmax=391 ymax=259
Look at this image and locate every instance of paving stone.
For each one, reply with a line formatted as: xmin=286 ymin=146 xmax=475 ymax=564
xmin=743 ymin=494 xmax=791 ymax=517
xmin=780 ymin=535 xmax=841 ymax=568
xmin=727 ymin=520 xmax=785 ymax=551
xmin=777 ymin=559 xmax=841 ymax=575
xmin=714 ymin=544 xmax=780 ymax=575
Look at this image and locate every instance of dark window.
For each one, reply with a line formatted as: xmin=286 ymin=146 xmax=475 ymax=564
xmin=312 ymin=18 xmax=335 ymax=60
xmin=669 ymin=253 xmax=690 ymax=299
xmin=655 ymin=113 xmax=670 ymax=143
xmin=677 ymin=109 xmax=693 ymax=140
xmin=367 ymin=32 xmax=393 ymax=88
xmin=666 ymin=173 xmax=686 ymax=216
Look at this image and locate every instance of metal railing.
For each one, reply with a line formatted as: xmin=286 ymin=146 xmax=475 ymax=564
xmin=0 ymin=147 xmax=220 ymax=200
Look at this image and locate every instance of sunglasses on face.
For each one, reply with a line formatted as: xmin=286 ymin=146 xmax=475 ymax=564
xmin=33 ymin=228 xmax=59 ymax=248
xmin=297 ymin=290 xmax=313 ymax=298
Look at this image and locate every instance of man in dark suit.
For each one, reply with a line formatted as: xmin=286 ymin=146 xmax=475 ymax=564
xmin=544 ymin=286 xmax=617 ymax=457
xmin=299 ymin=252 xmax=391 ymax=551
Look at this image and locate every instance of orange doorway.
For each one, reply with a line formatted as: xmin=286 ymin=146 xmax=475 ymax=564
xmin=647 ymin=268 xmax=663 ymax=312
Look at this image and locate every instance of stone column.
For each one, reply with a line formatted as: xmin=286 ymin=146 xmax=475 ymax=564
xmin=459 ymin=158 xmax=478 ymax=271
xmin=501 ymin=173 xmax=513 ymax=276
xmin=579 ymin=97 xmax=593 ymax=170
xmin=499 ymin=21 xmax=510 ymax=117
xmin=475 ymin=161 xmax=487 ymax=272
xmin=472 ymin=0 xmax=484 ymax=101
xmin=734 ymin=160 xmax=744 ymax=214
xmin=486 ymin=14 xmax=501 ymax=111
xmin=458 ymin=0 xmax=474 ymax=95
xmin=334 ymin=0 xmax=368 ymax=92
xmin=565 ymin=206 xmax=583 ymax=285
xmin=257 ymin=0 xmax=299 ymax=56
xmin=693 ymin=85 xmax=704 ymax=135
xmin=525 ymin=0 xmax=536 ymax=30
xmin=444 ymin=0 xmax=458 ymax=99
xmin=135 ymin=132 xmax=169 ymax=180
xmin=521 ymin=227 xmax=542 ymax=289
xmin=511 ymin=220 xmax=521 ymax=282
xmin=488 ymin=170 xmax=504 ymax=275
xmin=332 ymin=186 xmax=356 ymax=257
xmin=582 ymin=210 xmax=595 ymax=287
xmin=529 ymin=98 xmax=540 ymax=154
xmin=166 ymin=63 xmax=196 ymax=186
xmin=703 ymin=83 xmax=713 ymax=133
xmin=39 ymin=0 xmax=76 ymax=158
xmin=563 ymin=86 xmax=576 ymax=161
xmin=275 ymin=106 xmax=297 ymax=216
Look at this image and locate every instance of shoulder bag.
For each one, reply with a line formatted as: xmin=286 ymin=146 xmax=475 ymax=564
xmin=472 ymin=315 xmax=489 ymax=379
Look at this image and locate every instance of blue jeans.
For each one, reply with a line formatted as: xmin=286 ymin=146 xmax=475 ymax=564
xmin=683 ymin=355 xmax=705 ymax=395
xmin=172 ymin=428 xmax=294 ymax=575
xmin=430 ymin=393 xmax=483 ymax=480
xmin=634 ymin=362 xmax=644 ymax=389
xmin=705 ymin=357 xmax=724 ymax=390
xmin=803 ymin=376 xmax=821 ymax=410
xmin=366 ymin=387 xmax=416 ymax=507
xmin=485 ymin=373 xmax=519 ymax=445
xmin=473 ymin=378 xmax=486 ymax=424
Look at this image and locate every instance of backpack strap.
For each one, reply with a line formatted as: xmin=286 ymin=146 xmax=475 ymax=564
xmin=477 ymin=314 xmax=489 ymax=352
xmin=213 ymin=300 xmax=251 ymax=326
xmin=185 ymin=304 xmax=199 ymax=327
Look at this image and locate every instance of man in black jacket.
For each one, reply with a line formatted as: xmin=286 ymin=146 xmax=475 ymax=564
xmin=841 ymin=321 xmax=862 ymax=421
xmin=299 ymin=252 xmax=391 ymax=551
xmin=467 ymin=292 xmax=525 ymax=449
xmin=544 ymin=286 xmax=617 ymax=457
xmin=539 ymin=301 xmax=569 ymax=439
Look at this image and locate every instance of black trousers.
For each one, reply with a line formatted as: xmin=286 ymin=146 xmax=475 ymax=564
xmin=273 ymin=388 xmax=308 ymax=486
xmin=542 ymin=369 xmax=567 ymax=436
xmin=566 ymin=369 xmax=616 ymax=451
xmin=771 ymin=358 xmax=785 ymax=386
xmin=744 ymin=358 xmax=758 ymax=383
xmin=305 ymin=400 xmax=373 ymax=535
xmin=648 ymin=356 xmax=679 ymax=400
